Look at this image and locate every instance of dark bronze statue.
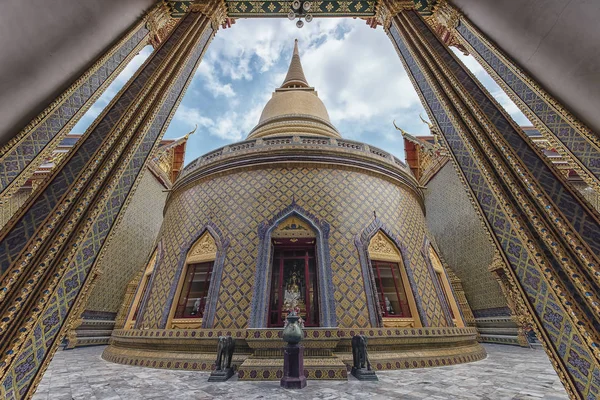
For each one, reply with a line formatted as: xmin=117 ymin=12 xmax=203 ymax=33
xmin=215 ymin=335 xmax=235 ymax=370
xmin=351 ymin=335 xmax=378 ymax=381
xmin=208 ymin=335 xmax=235 ymax=381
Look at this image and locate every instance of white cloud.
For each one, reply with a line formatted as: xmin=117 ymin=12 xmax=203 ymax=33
xmin=195 ymin=61 xmax=236 ymax=98
xmin=173 ymin=103 xmax=264 ymax=142
xmin=165 ymin=18 xmax=535 ymax=163
xmin=299 ymin=21 xmax=420 ymax=124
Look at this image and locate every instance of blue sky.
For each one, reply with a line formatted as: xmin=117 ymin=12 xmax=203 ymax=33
xmin=71 ymin=18 xmax=530 ymax=165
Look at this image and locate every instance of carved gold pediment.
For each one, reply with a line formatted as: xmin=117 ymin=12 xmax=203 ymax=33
xmin=186 ymin=231 xmax=217 ymax=263
xmin=272 ymin=216 xmax=315 ymax=238
xmin=368 ymin=231 xmax=401 ymax=262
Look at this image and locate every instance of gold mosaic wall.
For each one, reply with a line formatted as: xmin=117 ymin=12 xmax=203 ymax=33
xmin=85 ymin=170 xmax=167 ymax=313
xmin=140 ymin=166 xmax=449 ymax=329
xmin=423 ymin=163 xmax=507 ymax=312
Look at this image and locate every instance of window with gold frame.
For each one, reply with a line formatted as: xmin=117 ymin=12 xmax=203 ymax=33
xmin=428 ymin=246 xmax=465 ymax=328
xmin=368 ymin=231 xmax=421 ymax=328
xmin=167 ymin=231 xmax=217 ymax=329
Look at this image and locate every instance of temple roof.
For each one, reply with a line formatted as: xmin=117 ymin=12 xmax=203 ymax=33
xmin=247 ymin=40 xmax=340 ymax=140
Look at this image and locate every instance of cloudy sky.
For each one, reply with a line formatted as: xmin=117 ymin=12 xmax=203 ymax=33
xmin=72 ymin=18 xmax=530 ymax=165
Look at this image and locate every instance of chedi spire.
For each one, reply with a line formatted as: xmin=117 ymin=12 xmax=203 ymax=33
xmin=280 ymin=39 xmax=309 ymax=89
xmin=247 ymin=39 xmax=340 ymax=139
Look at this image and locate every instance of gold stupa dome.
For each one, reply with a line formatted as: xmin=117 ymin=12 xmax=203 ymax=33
xmin=247 ymin=39 xmax=341 ymax=139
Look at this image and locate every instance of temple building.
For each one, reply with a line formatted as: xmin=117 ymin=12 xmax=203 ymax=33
xmin=1 ymin=0 xmax=599 ymax=398
xmin=402 ymin=124 xmax=600 ymax=347
xmin=103 ymin=40 xmax=484 ymax=379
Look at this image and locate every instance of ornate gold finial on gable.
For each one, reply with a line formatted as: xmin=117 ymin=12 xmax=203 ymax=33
xmin=272 ymin=216 xmax=316 ymax=238
xmin=368 ymin=231 xmax=401 ymax=262
xmin=187 ymin=231 xmax=217 ymax=262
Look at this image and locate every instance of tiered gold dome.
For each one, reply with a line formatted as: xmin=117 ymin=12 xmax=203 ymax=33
xmin=247 ymin=39 xmax=341 ymax=139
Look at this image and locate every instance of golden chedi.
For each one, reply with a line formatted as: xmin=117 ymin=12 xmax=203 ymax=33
xmin=104 ymin=40 xmax=485 ymax=380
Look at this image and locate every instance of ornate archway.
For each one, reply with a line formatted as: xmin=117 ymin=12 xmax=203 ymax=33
xmin=249 ymin=202 xmax=336 ymax=328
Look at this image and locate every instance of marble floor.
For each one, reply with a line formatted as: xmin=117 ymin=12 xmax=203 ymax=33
xmin=32 ymin=344 xmax=568 ymax=400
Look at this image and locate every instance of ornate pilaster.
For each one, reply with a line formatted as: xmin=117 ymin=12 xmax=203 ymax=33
xmin=0 ymin=3 xmax=220 ymax=397
xmin=379 ymin=0 xmax=414 ymax=30
xmin=433 ymin=0 xmax=600 ymax=194
xmin=487 ymin=252 xmax=530 ymax=348
xmin=146 ymin=2 xmax=178 ymax=49
xmin=424 ymin=1 xmax=467 ymax=55
xmin=445 ymin=267 xmax=476 ymax=328
xmin=387 ymin=8 xmax=600 ymax=399
xmin=114 ymin=271 xmax=145 ymax=330
xmin=0 ymin=12 xmax=152 ymax=205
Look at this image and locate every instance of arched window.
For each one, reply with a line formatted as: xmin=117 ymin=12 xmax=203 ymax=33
xmin=124 ymin=249 xmax=157 ymax=329
xmin=168 ymin=231 xmax=217 ymax=329
xmin=429 ymin=246 xmax=465 ymax=327
xmin=368 ymin=231 xmax=421 ymax=328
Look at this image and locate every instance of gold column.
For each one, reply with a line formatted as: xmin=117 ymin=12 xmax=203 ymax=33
xmin=0 ymin=4 xmax=177 ymax=226
xmin=431 ymin=0 xmax=600 ymax=195
xmin=0 ymin=2 xmax=223 ymax=397
xmin=385 ymin=5 xmax=600 ymax=399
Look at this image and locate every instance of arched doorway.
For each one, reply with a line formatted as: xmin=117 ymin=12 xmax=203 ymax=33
xmin=267 ymin=216 xmax=320 ymax=327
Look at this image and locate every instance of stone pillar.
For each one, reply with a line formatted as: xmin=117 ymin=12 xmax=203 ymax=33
xmin=0 ymin=10 xmax=157 ymax=205
xmin=0 ymin=3 xmax=222 ymax=397
xmin=432 ymin=0 xmax=600 ymax=194
xmin=386 ymin=5 xmax=600 ymax=399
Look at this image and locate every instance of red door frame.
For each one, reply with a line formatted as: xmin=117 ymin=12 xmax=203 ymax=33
xmin=267 ymin=238 xmax=319 ymax=327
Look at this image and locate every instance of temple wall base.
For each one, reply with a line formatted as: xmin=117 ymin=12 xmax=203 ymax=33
xmin=102 ymin=327 xmax=485 ymax=380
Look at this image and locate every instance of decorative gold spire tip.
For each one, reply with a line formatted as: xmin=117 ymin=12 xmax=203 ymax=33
xmin=281 ymin=39 xmax=309 ymax=89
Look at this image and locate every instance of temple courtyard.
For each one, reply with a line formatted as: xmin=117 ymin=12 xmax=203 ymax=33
xmin=33 ymin=344 xmax=567 ymax=399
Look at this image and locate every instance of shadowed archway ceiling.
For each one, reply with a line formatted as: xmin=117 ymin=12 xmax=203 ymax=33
xmin=1 ymin=0 xmax=598 ymax=147
xmin=165 ymin=0 xmax=437 ymax=18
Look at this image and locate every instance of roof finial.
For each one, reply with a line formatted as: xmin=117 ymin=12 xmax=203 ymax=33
xmin=281 ymin=39 xmax=309 ymax=89
xmin=184 ymin=124 xmax=197 ymax=140
xmin=393 ymin=120 xmax=410 ymax=138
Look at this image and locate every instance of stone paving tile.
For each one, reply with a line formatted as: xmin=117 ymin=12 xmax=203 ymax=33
xmin=31 ymin=344 xmax=568 ymax=399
